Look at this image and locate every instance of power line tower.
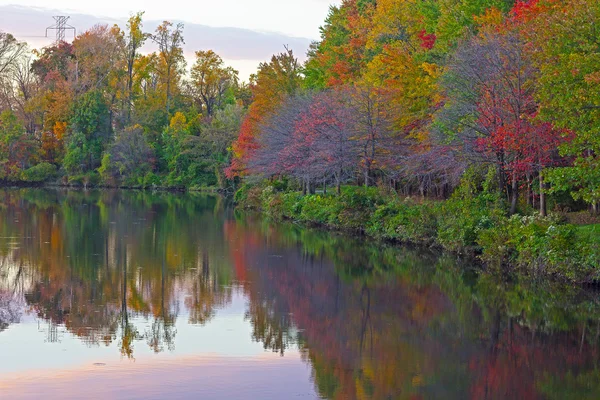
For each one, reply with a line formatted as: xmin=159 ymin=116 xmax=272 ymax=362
xmin=46 ymin=16 xmax=76 ymax=44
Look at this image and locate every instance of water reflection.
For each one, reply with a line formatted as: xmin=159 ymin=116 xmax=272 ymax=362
xmin=0 ymin=189 xmax=599 ymax=399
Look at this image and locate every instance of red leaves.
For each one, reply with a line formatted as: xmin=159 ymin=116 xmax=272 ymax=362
xmin=475 ymin=113 xmax=568 ymax=177
xmin=418 ymin=30 xmax=437 ymax=50
xmin=511 ymin=0 xmax=541 ymax=23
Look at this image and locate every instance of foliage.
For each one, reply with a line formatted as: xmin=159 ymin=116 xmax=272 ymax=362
xmin=21 ymin=162 xmax=56 ymax=183
xmin=0 ymin=16 xmax=244 ymax=189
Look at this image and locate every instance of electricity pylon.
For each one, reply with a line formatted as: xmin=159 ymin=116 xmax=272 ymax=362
xmin=46 ymin=16 xmax=76 ymax=43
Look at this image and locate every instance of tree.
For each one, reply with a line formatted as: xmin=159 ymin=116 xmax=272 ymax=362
xmin=528 ymin=0 xmax=600 ymax=212
xmin=249 ymin=94 xmax=316 ymax=190
xmin=295 ymin=90 xmax=359 ymax=193
xmin=228 ymin=48 xmax=303 ymax=177
xmin=0 ymin=109 xmax=37 ymax=179
xmin=346 ymin=84 xmax=400 ymax=187
xmin=0 ymin=31 xmax=26 ymax=77
xmin=437 ymin=29 xmax=565 ymax=214
xmin=152 ymin=21 xmax=185 ymax=115
xmin=67 ymin=90 xmax=111 ymax=172
xmin=190 ymin=50 xmax=238 ymax=116
xmin=72 ymin=24 xmax=124 ymax=93
xmin=124 ymin=12 xmax=149 ymax=124
xmin=104 ymin=125 xmax=155 ymax=182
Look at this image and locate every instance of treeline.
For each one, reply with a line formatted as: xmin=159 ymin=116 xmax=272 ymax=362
xmin=0 ymin=14 xmax=248 ymax=188
xmin=229 ymin=0 xmax=600 ymax=216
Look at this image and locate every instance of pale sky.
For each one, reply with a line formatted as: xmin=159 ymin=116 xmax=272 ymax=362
xmin=0 ymin=1 xmax=340 ymax=79
xmin=0 ymin=0 xmax=339 ymax=39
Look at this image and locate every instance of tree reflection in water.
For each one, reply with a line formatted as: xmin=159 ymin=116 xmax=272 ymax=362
xmin=0 ymin=189 xmax=599 ymax=398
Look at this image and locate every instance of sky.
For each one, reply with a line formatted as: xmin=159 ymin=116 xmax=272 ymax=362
xmin=0 ymin=0 xmax=340 ymax=80
xmin=0 ymin=0 xmax=337 ymax=38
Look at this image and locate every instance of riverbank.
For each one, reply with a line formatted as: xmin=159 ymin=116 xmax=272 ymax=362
xmin=0 ymin=179 xmax=223 ymax=193
xmin=235 ymin=181 xmax=600 ymax=283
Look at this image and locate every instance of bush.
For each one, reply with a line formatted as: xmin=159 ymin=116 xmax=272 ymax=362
xmin=366 ymin=200 xmax=438 ymax=244
xmin=478 ymin=215 xmax=598 ymax=280
xmin=436 ymin=167 xmax=505 ymax=253
xmin=234 ymin=183 xmax=265 ymax=209
xmin=21 ymin=163 xmax=57 ymax=183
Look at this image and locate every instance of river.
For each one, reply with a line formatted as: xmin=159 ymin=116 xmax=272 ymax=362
xmin=0 ymin=189 xmax=598 ymax=399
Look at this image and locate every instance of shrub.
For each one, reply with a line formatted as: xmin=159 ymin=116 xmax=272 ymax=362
xmin=367 ymin=200 xmax=439 ymax=244
xmin=479 ymin=215 xmax=599 ymax=280
xmin=21 ymin=163 xmax=57 ymax=183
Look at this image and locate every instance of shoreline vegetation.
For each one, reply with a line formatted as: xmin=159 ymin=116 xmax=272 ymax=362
xmin=235 ymin=173 xmax=600 ymax=284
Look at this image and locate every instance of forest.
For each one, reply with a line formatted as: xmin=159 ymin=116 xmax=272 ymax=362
xmin=0 ymin=1 xmax=599 ymax=277
xmin=231 ymin=0 xmax=599 ymax=215
xmin=0 ymin=14 xmax=248 ymax=189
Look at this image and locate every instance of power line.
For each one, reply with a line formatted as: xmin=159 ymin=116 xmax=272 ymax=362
xmin=46 ymin=16 xmax=76 ymax=44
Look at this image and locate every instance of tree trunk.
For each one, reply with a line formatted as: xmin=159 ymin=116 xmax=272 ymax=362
xmin=526 ymin=173 xmax=532 ymax=208
xmin=309 ymin=179 xmax=316 ymax=195
xmin=509 ymin=173 xmax=518 ymax=215
xmin=539 ymin=171 xmax=547 ymax=217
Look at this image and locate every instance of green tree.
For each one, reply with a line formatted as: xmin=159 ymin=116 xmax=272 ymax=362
xmin=530 ymin=0 xmax=600 ymax=212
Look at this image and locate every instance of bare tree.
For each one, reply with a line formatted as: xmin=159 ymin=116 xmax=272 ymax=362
xmin=0 ymin=32 xmax=26 ymax=77
xmin=437 ymin=31 xmax=540 ymax=214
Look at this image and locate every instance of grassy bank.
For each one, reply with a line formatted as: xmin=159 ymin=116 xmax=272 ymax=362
xmin=236 ymin=177 xmax=600 ymax=283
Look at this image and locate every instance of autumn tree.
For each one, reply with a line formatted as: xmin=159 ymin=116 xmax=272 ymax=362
xmin=295 ymin=90 xmax=359 ymax=193
xmin=190 ymin=50 xmax=238 ymax=116
xmin=0 ymin=109 xmax=38 ymax=179
xmin=152 ymin=21 xmax=185 ymax=115
xmin=229 ymin=48 xmax=303 ymax=177
xmin=249 ymin=94 xmax=316 ymax=190
xmin=437 ymin=28 xmax=565 ymax=214
xmin=124 ymin=12 xmax=149 ymax=124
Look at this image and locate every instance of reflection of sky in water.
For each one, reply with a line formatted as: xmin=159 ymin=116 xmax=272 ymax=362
xmin=0 ymin=289 xmax=318 ymax=399
xmin=1 ymin=291 xmax=260 ymax=372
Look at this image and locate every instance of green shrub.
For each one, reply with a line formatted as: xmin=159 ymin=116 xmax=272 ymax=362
xmin=479 ymin=215 xmax=599 ymax=280
xmin=298 ymin=194 xmax=339 ymax=225
xmin=237 ymin=184 xmax=264 ymax=209
xmin=21 ymin=163 xmax=57 ymax=183
xmin=436 ymin=167 xmax=505 ymax=253
xmin=143 ymin=172 xmax=161 ymax=188
xmin=336 ymin=186 xmax=383 ymax=230
xmin=367 ymin=200 xmax=439 ymax=244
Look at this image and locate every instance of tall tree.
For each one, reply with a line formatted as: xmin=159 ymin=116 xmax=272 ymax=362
xmin=190 ymin=50 xmax=238 ymax=116
xmin=528 ymin=0 xmax=600 ymax=213
xmin=152 ymin=21 xmax=185 ymax=115
xmin=125 ymin=12 xmax=149 ymax=124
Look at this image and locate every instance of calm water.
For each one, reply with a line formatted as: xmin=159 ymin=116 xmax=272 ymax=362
xmin=0 ymin=189 xmax=599 ymax=399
